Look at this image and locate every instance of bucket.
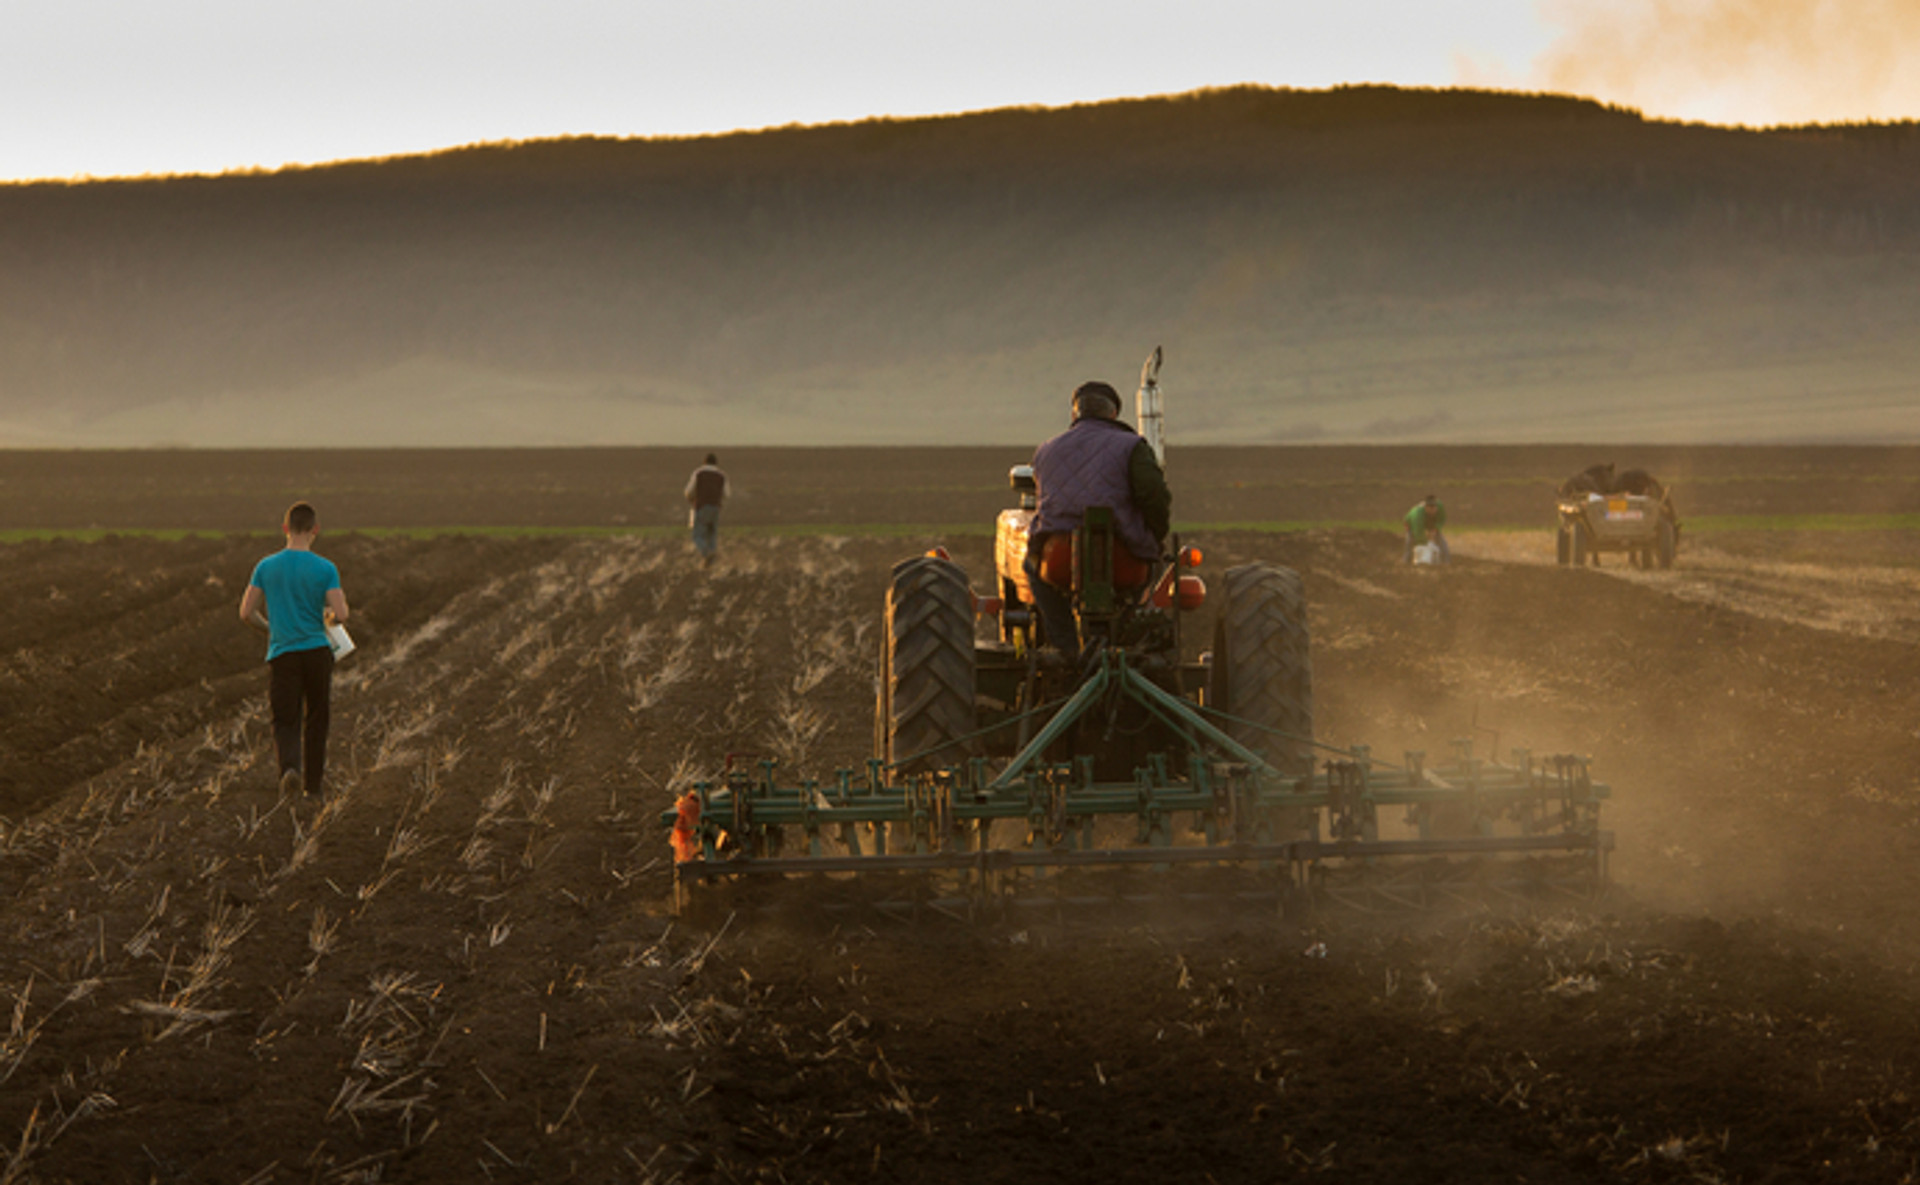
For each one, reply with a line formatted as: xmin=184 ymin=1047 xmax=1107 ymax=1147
xmin=1412 ymin=542 xmax=1442 ymax=566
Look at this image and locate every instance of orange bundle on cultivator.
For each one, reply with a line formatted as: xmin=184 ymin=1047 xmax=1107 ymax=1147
xmin=665 ymin=353 xmax=1612 ymax=914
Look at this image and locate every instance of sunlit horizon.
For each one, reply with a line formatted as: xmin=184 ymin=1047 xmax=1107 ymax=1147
xmin=12 ymin=82 xmax=1920 ymax=190
xmin=7 ymin=0 xmax=1919 ymax=186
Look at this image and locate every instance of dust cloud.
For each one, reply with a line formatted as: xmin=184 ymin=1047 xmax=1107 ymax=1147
xmin=1536 ymin=0 xmax=1920 ymax=125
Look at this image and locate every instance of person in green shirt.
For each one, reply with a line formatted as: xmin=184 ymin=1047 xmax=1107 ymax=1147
xmin=1404 ymin=494 xmax=1449 ymax=564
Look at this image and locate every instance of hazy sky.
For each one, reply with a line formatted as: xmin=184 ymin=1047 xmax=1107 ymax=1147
xmin=6 ymin=0 xmax=1918 ymax=183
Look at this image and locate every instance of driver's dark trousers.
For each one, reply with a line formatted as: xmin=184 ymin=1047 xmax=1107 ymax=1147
xmin=1023 ymin=546 xmax=1079 ymax=656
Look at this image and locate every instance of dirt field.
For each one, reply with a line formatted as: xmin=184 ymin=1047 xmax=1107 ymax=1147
xmin=5 ymin=444 xmax=1919 ymax=532
xmin=4 ymin=451 xmax=1920 ymax=1182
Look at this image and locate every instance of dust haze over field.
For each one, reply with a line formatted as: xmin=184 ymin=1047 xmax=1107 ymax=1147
xmin=4 ymin=85 xmax=1920 ymax=448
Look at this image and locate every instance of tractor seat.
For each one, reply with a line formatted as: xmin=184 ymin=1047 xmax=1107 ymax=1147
xmin=1038 ymin=533 xmax=1151 ymax=591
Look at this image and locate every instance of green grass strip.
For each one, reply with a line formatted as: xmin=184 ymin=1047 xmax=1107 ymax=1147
xmin=352 ymin=524 xmax=682 ymax=540
xmin=0 ymin=528 xmax=233 ymax=543
xmin=1180 ymin=519 xmax=1402 ymax=533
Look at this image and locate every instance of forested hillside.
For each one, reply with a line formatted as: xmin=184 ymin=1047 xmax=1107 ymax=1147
xmin=3 ymin=85 xmax=1918 ymax=446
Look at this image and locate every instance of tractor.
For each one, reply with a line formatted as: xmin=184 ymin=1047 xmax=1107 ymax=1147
xmin=879 ymin=472 xmax=1311 ymax=789
xmin=879 ymin=346 xmax=1310 ymax=796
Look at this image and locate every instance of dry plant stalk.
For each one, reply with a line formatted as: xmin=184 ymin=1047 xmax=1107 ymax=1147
xmin=372 ymin=699 xmax=441 ymax=771
xmin=664 ymin=751 xmax=706 ymax=797
xmin=0 ymin=1104 xmax=39 ymax=1185
xmin=545 ymin=1064 xmax=599 ymax=1134
xmin=790 ymin=656 xmax=835 ymax=697
xmin=526 ymin=777 xmax=560 ymax=827
xmin=765 ymin=693 xmax=829 ymax=770
xmin=278 ymin=813 xmax=323 ymax=881
xmin=616 ymin=620 xmax=661 ymax=673
xmin=384 ymin=825 xmax=435 ymax=866
xmin=458 ymin=834 xmax=495 ymax=874
xmin=0 ymin=978 xmax=39 ymax=1089
xmin=630 ymin=645 xmax=695 ymax=712
xmin=139 ymin=900 xmax=256 ymax=1039
xmin=306 ymin=906 xmax=341 ymax=976
xmin=119 ymin=886 xmax=176 ymax=962
xmin=329 ymin=972 xmax=444 ymax=1134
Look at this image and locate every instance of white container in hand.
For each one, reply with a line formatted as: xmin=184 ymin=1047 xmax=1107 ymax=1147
xmin=326 ymin=623 xmax=355 ymax=660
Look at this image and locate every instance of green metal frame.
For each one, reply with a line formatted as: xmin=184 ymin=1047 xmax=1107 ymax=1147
xmin=664 ymin=648 xmax=1612 ymax=910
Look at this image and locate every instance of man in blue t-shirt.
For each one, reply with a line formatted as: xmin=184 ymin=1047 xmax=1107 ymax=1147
xmin=240 ymin=502 xmax=350 ymax=797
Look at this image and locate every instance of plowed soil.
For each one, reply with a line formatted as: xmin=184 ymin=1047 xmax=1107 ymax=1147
xmin=4 ymin=458 xmax=1920 ymax=1182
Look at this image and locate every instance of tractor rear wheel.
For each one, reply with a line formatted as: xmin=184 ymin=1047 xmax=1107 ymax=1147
xmin=879 ymin=555 xmax=976 ymax=774
xmin=1209 ymin=564 xmax=1314 ymax=778
xmin=1657 ymin=518 xmax=1677 ymax=569
xmin=1555 ymin=525 xmax=1571 ymax=566
xmin=1570 ymin=523 xmax=1590 ymax=567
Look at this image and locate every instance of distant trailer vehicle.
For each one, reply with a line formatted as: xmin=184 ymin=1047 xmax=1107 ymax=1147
xmin=1556 ymin=489 xmax=1679 ymax=569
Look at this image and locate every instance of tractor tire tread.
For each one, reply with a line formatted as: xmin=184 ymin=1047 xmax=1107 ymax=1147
xmin=1211 ymin=563 xmax=1314 ymax=777
xmin=883 ymin=556 xmax=975 ymax=772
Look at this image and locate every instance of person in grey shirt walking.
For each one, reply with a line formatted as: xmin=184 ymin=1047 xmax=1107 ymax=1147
xmin=685 ymin=453 xmax=729 ymax=565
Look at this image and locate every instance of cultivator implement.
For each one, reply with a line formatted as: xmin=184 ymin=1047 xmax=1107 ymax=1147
xmin=664 ymin=648 xmax=1611 ymax=915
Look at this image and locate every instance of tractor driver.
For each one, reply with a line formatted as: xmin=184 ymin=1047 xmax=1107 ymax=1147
xmin=1023 ymin=380 xmax=1171 ymax=655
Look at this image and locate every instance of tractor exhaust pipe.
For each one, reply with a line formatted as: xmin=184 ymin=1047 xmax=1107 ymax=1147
xmin=1136 ymin=345 xmax=1165 ymax=467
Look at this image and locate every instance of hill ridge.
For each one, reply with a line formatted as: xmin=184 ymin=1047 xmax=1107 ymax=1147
xmin=3 ymin=85 xmax=1917 ymax=447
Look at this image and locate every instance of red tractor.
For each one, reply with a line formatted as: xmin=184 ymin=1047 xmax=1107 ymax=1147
xmin=875 ymin=354 xmax=1312 ymax=788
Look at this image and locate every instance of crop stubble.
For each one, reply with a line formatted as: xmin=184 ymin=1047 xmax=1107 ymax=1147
xmin=1 ymin=451 xmax=1919 ymax=1181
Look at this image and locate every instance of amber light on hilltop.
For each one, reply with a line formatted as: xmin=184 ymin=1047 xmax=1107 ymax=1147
xmin=1538 ymin=0 xmax=1920 ymax=126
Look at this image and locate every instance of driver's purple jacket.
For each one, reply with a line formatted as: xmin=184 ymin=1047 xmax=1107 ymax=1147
xmin=1031 ymin=417 xmax=1162 ymax=561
